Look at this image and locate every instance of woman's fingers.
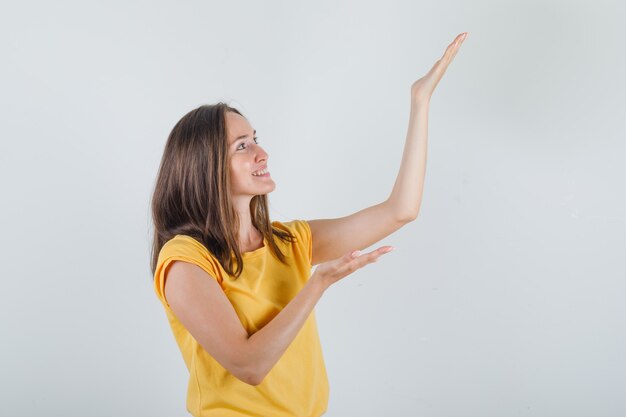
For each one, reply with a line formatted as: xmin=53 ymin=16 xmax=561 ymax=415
xmin=315 ymin=246 xmax=396 ymax=288
xmin=430 ymin=33 xmax=466 ymax=80
xmin=369 ymin=246 xmax=394 ymax=262
xmin=442 ymin=32 xmax=467 ymax=62
xmin=450 ymin=34 xmax=466 ymax=59
xmin=431 ymin=33 xmax=467 ymax=77
xmin=345 ymin=246 xmax=394 ymax=269
xmin=411 ymin=31 xmax=468 ymax=103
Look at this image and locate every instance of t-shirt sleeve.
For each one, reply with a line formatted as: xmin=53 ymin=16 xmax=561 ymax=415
xmin=291 ymin=219 xmax=313 ymax=269
xmin=153 ymin=237 xmax=222 ymax=309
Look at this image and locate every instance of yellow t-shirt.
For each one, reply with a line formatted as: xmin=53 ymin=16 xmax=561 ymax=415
xmin=153 ymin=219 xmax=329 ymax=417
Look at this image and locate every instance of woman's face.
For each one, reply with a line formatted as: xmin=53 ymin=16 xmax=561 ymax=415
xmin=226 ymin=111 xmax=275 ymax=198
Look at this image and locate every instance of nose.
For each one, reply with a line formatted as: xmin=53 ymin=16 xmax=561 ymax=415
xmin=254 ymin=143 xmax=269 ymax=162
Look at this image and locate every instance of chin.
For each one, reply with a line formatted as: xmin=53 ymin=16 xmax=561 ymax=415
xmin=252 ymin=185 xmax=275 ymax=196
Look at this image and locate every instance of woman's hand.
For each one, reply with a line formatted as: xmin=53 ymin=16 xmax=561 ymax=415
xmin=411 ymin=32 xmax=468 ymax=105
xmin=312 ymin=246 xmax=395 ymax=290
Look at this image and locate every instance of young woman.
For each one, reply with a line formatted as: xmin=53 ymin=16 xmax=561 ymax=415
xmin=150 ymin=32 xmax=467 ymax=417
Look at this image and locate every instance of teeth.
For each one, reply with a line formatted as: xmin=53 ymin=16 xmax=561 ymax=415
xmin=252 ymin=168 xmax=268 ymax=176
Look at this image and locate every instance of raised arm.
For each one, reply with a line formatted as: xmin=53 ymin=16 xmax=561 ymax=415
xmin=388 ymin=32 xmax=468 ymax=220
xmin=308 ymin=32 xmax=468 ymax=265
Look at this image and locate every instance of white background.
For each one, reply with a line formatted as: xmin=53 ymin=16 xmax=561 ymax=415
xmin=1 ymin=0 xmax=625 ymax=416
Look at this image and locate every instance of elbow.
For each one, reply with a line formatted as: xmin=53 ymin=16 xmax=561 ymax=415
xmin=246 ymin=356 xmax=273 ymax=385
xmin=233 ymin=364 xmax=262 ymax=386
xmin=385 ymin=198 xmax=419 ymax=223
xmin=220 ymin=367 xmax=259 ymax=387
xmin=248 ymin=356 xmax=272 ymax=385
xmin=239 ymin=342 xmax=266 ymax=386
xmin=246 ymin=367 xmax=267 ymax=386
xmin=244 ymin=372 xmax=262 ymax=386
xmin=397 ymin=211 xmax=418 ymax=223
xmin=249 ymin=372 xmax=265 ymax=387
xmin=228 ymin=340 xmax=263 ymax=386
xmin=243 ymin=359 xmax=263 ymax=385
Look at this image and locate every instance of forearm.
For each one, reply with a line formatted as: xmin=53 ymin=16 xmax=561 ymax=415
xmin=387 ymin=100 xmax=430 ymax=221
xmin=245 ymin=275 xmax=327 ymax=384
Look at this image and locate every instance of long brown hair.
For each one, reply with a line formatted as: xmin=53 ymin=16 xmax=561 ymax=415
xmin=150 ymin=103 xmax=295 ymax=279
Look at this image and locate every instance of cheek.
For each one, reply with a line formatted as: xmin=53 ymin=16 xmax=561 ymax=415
xmin=229 ymin=159 xmax=252 ymax=182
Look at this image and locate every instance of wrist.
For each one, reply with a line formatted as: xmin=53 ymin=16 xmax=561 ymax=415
xmin=311 ymin=271 xmax=330 ymax=293
xmin=410 ymin=97 xmax=430 ymax=110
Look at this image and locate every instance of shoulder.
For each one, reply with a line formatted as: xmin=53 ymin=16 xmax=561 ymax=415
xmin=158 ymin=235 xmax=219 ymax=276
xmin=271 ymin=219 xmax=311 ymax=242
xmin=160 ymin=234 xmax=211 ymax=258
xmin=154 ymin=235 xmax=223 ymax=308
xmin=271 ymin=219 xmax=312 ymax=267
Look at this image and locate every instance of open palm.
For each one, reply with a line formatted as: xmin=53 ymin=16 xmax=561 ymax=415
xmin=411 ymin=32 xmax=468 ymax=104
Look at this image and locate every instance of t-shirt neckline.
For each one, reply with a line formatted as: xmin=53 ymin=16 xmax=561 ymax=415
xmin=174 ymin=233 xmax=268 ymax=259
xmin=240 ymin=236 xmax=268 ymax=258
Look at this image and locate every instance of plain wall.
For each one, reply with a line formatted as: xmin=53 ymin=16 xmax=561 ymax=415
xmin=1 ymin=0 xmax=624 ymax=416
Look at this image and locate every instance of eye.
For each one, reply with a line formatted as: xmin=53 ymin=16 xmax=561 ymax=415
xmin=236 ymin=137 xmax=259 ymax=150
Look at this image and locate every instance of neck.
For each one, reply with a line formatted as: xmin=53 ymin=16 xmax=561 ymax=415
xmin=232 ymin=195 xmax=261 ymax=247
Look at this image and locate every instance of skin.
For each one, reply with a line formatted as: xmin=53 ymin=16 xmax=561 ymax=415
xmin=167 ymin=32 xmax=469 ymax=386
xmin=225 ymin=111 xmax=276 ymax=252
xmin=308 ymin=32 xmax=469 ymax=288
xmin=225 ymin=32 xmax=469 ymax=286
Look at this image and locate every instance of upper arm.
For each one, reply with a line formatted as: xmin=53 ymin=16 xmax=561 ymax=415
xmin=163 ymin=260 xmax=258 ymax=385
xmin=307 ymin=200 xmax=410 ymax=266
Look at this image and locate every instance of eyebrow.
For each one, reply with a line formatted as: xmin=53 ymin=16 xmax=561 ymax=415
xmin=231 ymin=129 xmax=256 ymax=144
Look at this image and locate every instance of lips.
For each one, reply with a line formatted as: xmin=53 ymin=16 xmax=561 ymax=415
xmin=252 ymin=165 xmax=268 ymax=174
